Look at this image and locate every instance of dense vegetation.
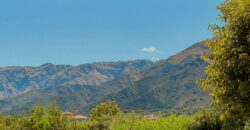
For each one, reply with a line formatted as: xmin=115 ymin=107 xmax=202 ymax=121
xmin=194 ymin=0 xmax=250 ymax=129
xmin=110 ymin=113 xmax=192 ymax=130
xmin=200 ymin=0 xmax=250 ymax=118
xmin=0 ymin=102 xmax=193 ymax=130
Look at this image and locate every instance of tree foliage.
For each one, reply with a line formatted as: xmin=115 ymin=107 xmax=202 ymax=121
xmin=0 ymin=102 xmax=206 ymax=130
xmin=18 ymin=103 xmax=70 ymax=130
xmin=187 ymin=110 xmax=223 ymax=130
xmin=198 ymin=0 xmax=250 ymax=120
xmin=88 ymin=101 xmax=121 ymax=130
xmin=0 ymin=103 xmax=88 ymax=130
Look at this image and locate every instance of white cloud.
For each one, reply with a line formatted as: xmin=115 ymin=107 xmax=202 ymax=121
xmin=151 ymin=57 xmax=160 ymax=62
xmin=141 ymin=47 xmax=159 ymax=53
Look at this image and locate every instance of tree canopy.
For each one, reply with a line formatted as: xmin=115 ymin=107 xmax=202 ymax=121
xmin=199 ymin=0 xmax=250 ymax=121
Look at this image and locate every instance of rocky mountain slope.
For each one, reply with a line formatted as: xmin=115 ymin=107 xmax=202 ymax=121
xmin=0 ymin=60 xmax=154 ymax=99
xmin=0 ymin=42 xmax=211 ymax=115
xmin=99 ymin=42 xmax=210 ymax=113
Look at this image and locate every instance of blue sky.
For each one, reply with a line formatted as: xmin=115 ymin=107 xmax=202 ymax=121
xmin=0 ymin=0 xmax=223 ymax=66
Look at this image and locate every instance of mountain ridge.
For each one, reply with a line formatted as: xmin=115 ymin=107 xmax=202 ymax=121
xmin=0 ymin=60 xmax=154 ymax=99
xmin=0 ymin=42 xmax=211 ymax=115
xmin=84 ymin=42 xmax=210 ymax=113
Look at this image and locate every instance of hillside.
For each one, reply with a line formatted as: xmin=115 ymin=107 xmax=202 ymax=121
xmin=0 ymin=60 xmax=153 ymax=99
xmin=85 ymin=42 xmax=210 ymax=114
xmin=0 ymin=42 xmax=211 ymax=115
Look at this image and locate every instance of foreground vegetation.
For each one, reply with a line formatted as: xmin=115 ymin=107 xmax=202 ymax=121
xmin=193 ymin=0 xmax=250 ymax=129
xmin=0 ymin=101 xmax=248 ymax=130
xmin=0 ymin=102 xmax=193 ymax=130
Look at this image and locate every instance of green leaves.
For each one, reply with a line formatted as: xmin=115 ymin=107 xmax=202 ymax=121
xmin=199 ymin=0 xmax=250 ymax=128
xmin=88 ymin=101 xmax=121 ymax=130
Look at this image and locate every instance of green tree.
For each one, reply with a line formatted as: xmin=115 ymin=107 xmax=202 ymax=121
xmin=187 ymin=110 xmax=222 ymax=130
xmin=198 ymin=0 xmax=250 ymax=125
xmin=19 ymin=103 xmax=69 ymax=130
xmin=88 ymin=101 xmax=121 ymax=130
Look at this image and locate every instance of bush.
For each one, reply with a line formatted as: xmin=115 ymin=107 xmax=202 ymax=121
xmin=18 ymin=103 xmax=69 ymax=130
xmin=88 ymin=101 xmax=121 ymax=130
xmin=0 ymin=115 xmax=21 ymax=130
xmin=186 ymin=110 xmax=222 ymax=130
xmin=221 ymin=114 xmax=245 ymax=130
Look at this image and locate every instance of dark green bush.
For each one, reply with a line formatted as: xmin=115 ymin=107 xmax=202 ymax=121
xmin=186 ymin=110 xmax=222 ymax=130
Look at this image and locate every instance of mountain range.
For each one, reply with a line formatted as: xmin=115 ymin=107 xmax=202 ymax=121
xmin=0 ymin=60 xmax=153 ymax=99
xmin=0 ymin=42 xmax=211 ymax=115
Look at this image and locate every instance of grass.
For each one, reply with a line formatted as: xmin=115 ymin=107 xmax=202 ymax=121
xmin=110 ymin=113 xmax=193 ymax=130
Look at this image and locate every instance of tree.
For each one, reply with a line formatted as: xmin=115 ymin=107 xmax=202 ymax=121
xmin=19 ymin=103 xmax=69 ymax=130
xmin=88 ymin=101 xmax=121 ymax=130
xmin=198 ymin=0 xmax=250 ymax=123
xmin=187 ymin=109 xmax=222 ymax=130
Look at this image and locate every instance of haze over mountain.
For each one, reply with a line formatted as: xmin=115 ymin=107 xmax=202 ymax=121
xmin=0 ymin=42 xmax=211 ymax=115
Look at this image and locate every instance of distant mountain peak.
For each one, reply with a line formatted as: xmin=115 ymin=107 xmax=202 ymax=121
xmin=40 ymin=63 xmax=55 ymax=67
xmin=167 ymin=42 xmax=208 ymax=64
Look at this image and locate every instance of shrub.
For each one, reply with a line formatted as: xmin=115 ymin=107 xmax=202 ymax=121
xmin=88 ymin=101 xmax=121 ymax=130
xmin=18 ymin=103 xmax=69 ymax=130
xmin=186 ymin=110 xmax=222 ymax=130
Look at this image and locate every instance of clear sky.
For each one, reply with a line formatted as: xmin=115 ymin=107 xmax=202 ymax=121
xmin=0 ymin=0 xmax=223 ymax=66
